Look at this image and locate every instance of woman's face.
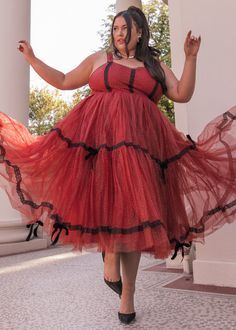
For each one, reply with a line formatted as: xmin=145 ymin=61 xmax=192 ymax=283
xmin=113 ymin=15 xmax=140 ymax=55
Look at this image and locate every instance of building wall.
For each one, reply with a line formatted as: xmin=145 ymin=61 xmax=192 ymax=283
xmin=168 ymin=0 xmax=236 ymax=287
xmin=0 ymin=0 xmax=48 ymax=254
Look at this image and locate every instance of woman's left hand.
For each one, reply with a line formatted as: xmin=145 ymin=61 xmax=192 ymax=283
xmin=184 ymin=30 xmax=201 ymax=58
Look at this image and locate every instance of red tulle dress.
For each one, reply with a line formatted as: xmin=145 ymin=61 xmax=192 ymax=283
xmin=0 ymin=52 xmax=236 ymax=259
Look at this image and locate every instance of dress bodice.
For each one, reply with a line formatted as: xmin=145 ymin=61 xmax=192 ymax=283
xmin=89 ymin=52 xmax=163 ymax=103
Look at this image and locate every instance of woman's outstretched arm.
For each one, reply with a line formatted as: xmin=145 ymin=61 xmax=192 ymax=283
xmin=161 ymin=31 xmax=201 ymax=103
xmin=18 ymin=40 xmax=100 ymax=90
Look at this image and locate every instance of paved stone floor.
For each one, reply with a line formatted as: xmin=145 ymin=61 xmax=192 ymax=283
xmin=0 ymin=245 xmax=236 ymax=330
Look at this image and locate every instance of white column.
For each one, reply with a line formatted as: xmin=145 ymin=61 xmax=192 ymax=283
xmin=116 ymin=0 xmax=143 ymax=13
xmin=0 ymin=0 xmax=47 ymax=255
xmin=168 ymin=0 xmax=236 ymax=286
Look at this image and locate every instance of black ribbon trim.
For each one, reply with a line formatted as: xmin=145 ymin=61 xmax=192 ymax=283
xmin=51 ymin=128 xmax=197 ymax=183
xmin=104 ymin=62 xmax=113 ymax=92
xmin=50 ymin=128 xmax=94 ymax=151
xmin=69 ymin=219 xmax=162 ymax=235
xmin=148 ymin=81 xmax=159 ymax=100
xmin=0 ymin=144 xmax=6 ymax=162
xmin=26 ymin=220 xmax=44 ymax=241
xmin=0 ymin=110 xmax=235 ymax=248
xmin=0 ymin=145 xmax=53 ymax=210
xmin=157 ymin=134 xmax=196 ymax=183
xmin=128 ymin=69 xmax=136 ymax=93
xmin=207 ymin=199 xmax=236 ymax=216
xmin=13 ymin=162 xmax=53 ymax=209
xmin=180 ymin=224 xmax=205 ymax=242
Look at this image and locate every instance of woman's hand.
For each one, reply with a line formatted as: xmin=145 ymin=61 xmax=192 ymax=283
xmin=17 ymin=40 xmax=36 ymax=63
xmin=161 ymin=30 xmax=201 ymax=103
xmin=184 ymin=30 xmax=201 ymax=58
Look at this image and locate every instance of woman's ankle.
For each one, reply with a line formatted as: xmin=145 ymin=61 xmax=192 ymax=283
xmin=119 ymin=288 xmax=135 ymax=314
xmin=122 ymin=283 xmax=135 ymax=294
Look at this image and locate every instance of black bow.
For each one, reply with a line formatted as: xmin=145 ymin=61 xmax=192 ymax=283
xmin=51 ymin=222 xmax=69 ymax=246
xmin=84 ymin=147 xmax=98 ymax=160
xmin=171 ymin=240 xmax=192 ymax=260
xmin=160 ymin=160 xmax=168 ymax=183
xmin=26 ymin=220 xmax=44 ymax=241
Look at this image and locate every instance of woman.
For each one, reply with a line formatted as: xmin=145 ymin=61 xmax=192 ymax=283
xmin=1 ymin=6 xmax=235 ymax=325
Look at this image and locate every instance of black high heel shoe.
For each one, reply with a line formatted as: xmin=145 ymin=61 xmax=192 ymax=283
xmin=118 ymin=312 xmax=136 ymax=324
xmin=102 ymin=251 xmax=122 ymax=297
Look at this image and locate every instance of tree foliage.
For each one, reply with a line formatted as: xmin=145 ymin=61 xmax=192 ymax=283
xmin=144 ymin=0 xmax=174 ymax=122
xmin=98 ymin=4 xmax=115 ymax=50
xmin=145 ymin=0 xmax=171 ymax=66
xmin=70 ymin=85 xmax=91 ymax=108
xmin=29 ymin=0 xmax=174 ymax=135
xmin=29 ymin=87 xmax=69 ymax=135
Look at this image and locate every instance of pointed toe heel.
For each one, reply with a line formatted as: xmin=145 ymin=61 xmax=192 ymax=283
xmin=104 ymin=277 xmax=122 ymax=296
xmin=118 ymin=312 xmax=136 ymax=324
xmin=102 ymin=251 xmax=122 ymax=297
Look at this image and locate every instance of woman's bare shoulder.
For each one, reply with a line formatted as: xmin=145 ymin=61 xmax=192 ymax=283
xmin=89 ymin=50 xmax=107 ymax=62
xmin=90 ymin=50 xmax=109 ymax=72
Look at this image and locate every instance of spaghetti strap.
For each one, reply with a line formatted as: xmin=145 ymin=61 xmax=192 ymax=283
xmin=104 ymin=52 xmax=113 ymax=92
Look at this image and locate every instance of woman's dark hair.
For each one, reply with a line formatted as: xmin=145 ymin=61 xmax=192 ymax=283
xmin=111 ymin=6 xmax=167 ymax=93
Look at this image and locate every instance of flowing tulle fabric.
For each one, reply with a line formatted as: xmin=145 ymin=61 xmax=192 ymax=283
xmin=0 ymin=57 xmax=236 ymax=259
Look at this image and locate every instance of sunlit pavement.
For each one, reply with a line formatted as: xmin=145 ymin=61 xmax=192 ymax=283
xmin=0 ymin=245 xmax=236 ymax=329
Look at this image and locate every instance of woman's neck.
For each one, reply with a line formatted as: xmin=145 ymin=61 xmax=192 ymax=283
xmin=117 ymin=51 xmax=135 ymax=59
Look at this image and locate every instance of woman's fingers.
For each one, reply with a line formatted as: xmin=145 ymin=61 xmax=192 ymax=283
xmin=17 ymin=40 xmax=30 ymax=52
xmin=17 ymin=44 xmax=24 ymax=52
xmin=186 ymin=31 xmax=200 ymax=43
xmin=184 ymin=30 xmax=201 ymax=56
xmin=17 ymin=40 xmax=35 ymax=62
xmin=187 ymin=30 xmax=192 ymax=39
xmin=187 ymin=31 xmax=201 ymax=47
xmin=18 ymin=40 xmax=27 ymax=47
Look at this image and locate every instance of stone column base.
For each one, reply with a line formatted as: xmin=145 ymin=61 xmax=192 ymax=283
xmin=0 ymin=219 xmax=49 ymax=256
xmin=193 ymin=259 xmax=236 ymax=288
xmin=0 ymin=238 xmax=48 ymax=257
xmin=166 ymin=254 xmax=183 ymax=269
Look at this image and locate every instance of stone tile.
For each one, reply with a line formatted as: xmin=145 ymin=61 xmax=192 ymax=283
xmin=164 ymin=275 xmax=236 ymax=295
xmin=143 ymin=262 xmax=184 ymax=273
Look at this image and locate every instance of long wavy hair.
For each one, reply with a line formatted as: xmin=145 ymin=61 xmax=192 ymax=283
xmin=111 ymin=6 xmax=167 ymax=93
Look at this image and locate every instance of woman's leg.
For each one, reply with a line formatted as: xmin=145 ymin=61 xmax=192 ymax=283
xmin=103 ymin=252 xmax=121 ymax=281
xmin=119 ymin=251 xmax=141 ymax=314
